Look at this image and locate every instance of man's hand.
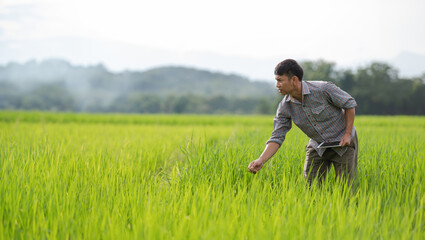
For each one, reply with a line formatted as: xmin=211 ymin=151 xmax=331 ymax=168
xmin=339 ymin=133 xmax=352 ymax=146
xmin=248 ymin=142 xmax=280 ymax=174
xmin=248 ymin=159 xmax=264 ymax=174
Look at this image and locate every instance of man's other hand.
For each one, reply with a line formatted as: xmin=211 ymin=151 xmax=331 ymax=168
xmin=248 ymin=159 xmax=264 ymax=174
xmin=339 ymin=133 xmax=352 ymax=146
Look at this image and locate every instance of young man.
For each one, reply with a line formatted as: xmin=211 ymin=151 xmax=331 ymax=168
xmin=248 ymin=59 xmax=358 ymax=186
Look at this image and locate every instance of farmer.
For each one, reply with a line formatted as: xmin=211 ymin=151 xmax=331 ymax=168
xmin=248 ymin=59 xmax=358 ymax=186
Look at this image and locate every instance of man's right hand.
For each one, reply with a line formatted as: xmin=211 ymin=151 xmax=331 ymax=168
xmin=248 ymin=159 xmax=264 ymax=174
xmin=248 ymin=142 xmax=280 ymax=174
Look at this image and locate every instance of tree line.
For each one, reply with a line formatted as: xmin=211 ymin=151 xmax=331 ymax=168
xmin=302 ymin=60 xmax=425 ymax=115
xmin=0 ymin=59 xmax=424 ymax=115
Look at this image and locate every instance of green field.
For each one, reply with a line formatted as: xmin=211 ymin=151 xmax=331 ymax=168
xmin=1 ymin=111 xmax=424 ymax=239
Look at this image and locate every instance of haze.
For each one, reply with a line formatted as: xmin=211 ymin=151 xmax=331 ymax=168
xmin=1 ymin=0 xmax=425 ymax=80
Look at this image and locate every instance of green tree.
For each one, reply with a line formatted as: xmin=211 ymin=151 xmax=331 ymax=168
xmin=20 ymin=82 xmax=76 ymax=111
xmin=301 ymin=60 xmax=337 ymax=82
xmin=0 ymin=82 xmax=20 ymax=109
xmin=353 ymin=62 xmax=399 ymax=114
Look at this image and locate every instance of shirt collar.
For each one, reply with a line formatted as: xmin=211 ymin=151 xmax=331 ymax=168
xmin=302 ymin=81 xmax=311 ymax=95
xmin=284 ymin=81 xmax=310 ymax=102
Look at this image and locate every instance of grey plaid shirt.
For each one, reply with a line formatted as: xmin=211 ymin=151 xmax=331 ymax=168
xmin=267 ymin=81 xmax=357 ymax=157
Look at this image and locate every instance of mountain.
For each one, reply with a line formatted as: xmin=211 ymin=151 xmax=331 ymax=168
xmin=1 ymin=58 xmax=424 ymax=115
xmin=0 ymin=59 xmax=279 ymax=113
xmin=0 ymin=58 xmax=276 ymax=98
xmin=391 ymin=51 xmax=425 ymax=77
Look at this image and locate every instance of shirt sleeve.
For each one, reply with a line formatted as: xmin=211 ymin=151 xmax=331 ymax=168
xmin=266 ymin=100 xmax=292 ymax=146
xmin=323 ymin=82 xmax=357 ymax=109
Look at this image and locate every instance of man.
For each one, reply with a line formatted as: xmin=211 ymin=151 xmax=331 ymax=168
xmin=248 ymin=59 xmax=358 ymax=186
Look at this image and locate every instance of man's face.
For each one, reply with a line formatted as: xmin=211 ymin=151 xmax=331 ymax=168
xmin=275 ymin=74 xmax=295 ymax=95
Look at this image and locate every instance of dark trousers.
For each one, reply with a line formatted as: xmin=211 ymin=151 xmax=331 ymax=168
xmin=304 ymin=133 xmax=358 ymax=186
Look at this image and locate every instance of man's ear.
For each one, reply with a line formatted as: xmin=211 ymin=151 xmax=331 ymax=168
xmin=291 ymin=75 xmax=299 ymax=84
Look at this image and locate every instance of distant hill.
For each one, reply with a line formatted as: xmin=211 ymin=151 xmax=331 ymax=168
xmin=120 ymin=66 xmax=275 ymax=97
xmin=391 ymin=51 xmax=425 ymax=78
xmin=2 ymin=58 xmax=423 ymax=115
xmin=0 ymin=59 xmax=275 ymax=98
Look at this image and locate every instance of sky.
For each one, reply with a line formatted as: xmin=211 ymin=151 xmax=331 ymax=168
xmin=1 ymin=0 xmax=425 ymax=80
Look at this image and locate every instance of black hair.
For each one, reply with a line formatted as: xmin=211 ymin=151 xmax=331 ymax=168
xmin=274 ymin=59 xmax=303 ymax=81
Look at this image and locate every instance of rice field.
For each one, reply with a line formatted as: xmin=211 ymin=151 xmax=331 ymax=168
xmin=1 ymin=111 xmax=424 ymax=239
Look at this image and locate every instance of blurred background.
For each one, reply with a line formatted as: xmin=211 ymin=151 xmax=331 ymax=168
xmin=1 ymin=0 xmax=424 ymax=114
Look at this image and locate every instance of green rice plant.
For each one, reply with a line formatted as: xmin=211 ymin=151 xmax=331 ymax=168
xmin=0 ymin=111 xmax=424 ymax=239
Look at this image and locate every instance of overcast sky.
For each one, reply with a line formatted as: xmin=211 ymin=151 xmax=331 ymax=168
xmin=1 ymin=0 xmax=424 ymax=79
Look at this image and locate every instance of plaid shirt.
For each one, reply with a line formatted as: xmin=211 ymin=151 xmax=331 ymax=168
xmin=267 ymin=81 xmax=357 ymax=157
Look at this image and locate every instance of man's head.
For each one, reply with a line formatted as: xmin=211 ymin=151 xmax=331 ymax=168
xmin=274 ymin=59 xmax=303 ymax=81
xmin=274 ymin=59 xmax=304 ymax=96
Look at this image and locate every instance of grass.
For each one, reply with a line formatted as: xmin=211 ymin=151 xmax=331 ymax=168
xmin=1 ymin=111 xmax=424 ymax=239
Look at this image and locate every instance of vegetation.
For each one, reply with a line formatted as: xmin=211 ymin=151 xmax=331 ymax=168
xmin=1 ymin=111 xmax=424 ymax=239
xmin=1 ymin=59 xmax=424 ymax=114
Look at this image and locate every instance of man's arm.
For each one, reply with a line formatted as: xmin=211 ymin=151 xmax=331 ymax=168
xmin=248 ymin=142 xmax=280 ymax=174
xmin=340 ymin=108 xmax=355 ymax=146
xmin=248 ymin=99 xmax=291 ymax=174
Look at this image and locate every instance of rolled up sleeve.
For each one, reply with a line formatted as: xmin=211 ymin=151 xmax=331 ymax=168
xmin=324 ymin=82 xmax=357 ymax=109
xmin=266 ymin=101 xmax=292 ymax=146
